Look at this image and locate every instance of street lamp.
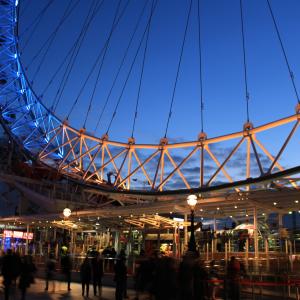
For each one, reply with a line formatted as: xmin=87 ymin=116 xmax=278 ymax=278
xmin=63 ymin=207 xmax=71 ymax=218
xmin=187 ymin=194 xmax=198 ymax=252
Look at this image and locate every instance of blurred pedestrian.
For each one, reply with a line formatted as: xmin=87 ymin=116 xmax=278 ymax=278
xmin=227 ymin=256 xmax=241 ymax=300
xmin=61 ymin=251 xmax=72 ymax=291
xmin=92 ymin=252 xmax=104 ymax=296
xmin=194 ymin=259 xmax=208 ymax=300
xmin=208 ymin=260 xmax=220 ymax=300
xmin=45 ymin=253 xmax=56 ymax=292
xmin=114 ymin=255 xmax=127 ymax=300
xmin=2 ymin=249 xmax=21 ymax=300
xmin=80 ymin=256 xmax=92 ymax=297
xmin=19 ymin=255 xmax=36 ymax=300
xmin=178 ymin=251 xmax=197 ymax=300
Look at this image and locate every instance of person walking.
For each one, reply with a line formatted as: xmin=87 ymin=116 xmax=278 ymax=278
xmin=45 ymin=253 xmax=56 ymax=292
xmin=92 ymin=252 xmax=104 ymax=296
xmin=61 ymin=251 xmax=72 ymax=291
xmin=227 ymin=256 xmax=241 ymax=300
xmin=114 ymin=256 xmax=127 ymax=300
xmin=80 ymin=256 xmax=92 ymax=297
xmin=19 ymin=255 xmax=36 ymax=300
xmin=2 ymin=249 xmax=21 ymax=300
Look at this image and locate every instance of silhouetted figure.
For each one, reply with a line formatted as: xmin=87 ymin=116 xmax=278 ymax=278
xmin=154 ymin=256 xmax=177 ymax=300
xmin=61 ymin=252 xmax=72 ymax=291
xmin=194 ymin=259 xmax=208 ymax=300
xmin=114 ymin=256 xmax=127 ymax=300
xmin=208 ymin=260 xmax=220 ymax=300
xmin=92 ymin=252 xmax=104 ymax=296
xmin=45 ymin=253 xmax=56 ymax=291
xmin=2 ymin=249 xmax=21 ymax=300
xmin=134 ymin=252 xmax=151 ymax=299
xmin=19 ymin=255 xmax=36 ymax=300
xmin=178 ymin=251 xmax=197 ymax=300
xmin=111 ymin=247 xmax=117 ymax=258
xmin=227 ymin=256 xmax=241 ymax=300
xmin=80 ymin=256 xmax=92 ymax=297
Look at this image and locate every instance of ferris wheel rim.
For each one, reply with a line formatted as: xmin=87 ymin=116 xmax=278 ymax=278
xmin=0 ymin=0 xmax=299 ymax=194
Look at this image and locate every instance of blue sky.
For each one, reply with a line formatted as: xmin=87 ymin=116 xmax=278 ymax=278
xmin=18 ymin=0 xmax=300 ymax=145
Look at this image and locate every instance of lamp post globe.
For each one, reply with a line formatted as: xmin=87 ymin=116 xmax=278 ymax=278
xmin=187 ymin=194 xmax=198 ymax=252
xmin=63 ymin=207 xmax=71 ymax=218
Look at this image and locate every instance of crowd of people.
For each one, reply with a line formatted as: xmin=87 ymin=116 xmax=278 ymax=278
xmin=0 ymin=246 xmax=244 ymax=300
xmin=134 ymin=251 xmax=244 ymax=300
xmin=0 ymin=249 xmax=36 ymax=300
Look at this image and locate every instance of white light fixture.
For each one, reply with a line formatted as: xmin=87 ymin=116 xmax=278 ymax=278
xmin=63 ymin=207 xmax=71 ymax=218
xmin=273 ymin=202 xmax=277 ymax=206
xmin=187 ymin=194 xmax=198 ymax=209
xmin=295 ymin=200 xmax=299 ymax=204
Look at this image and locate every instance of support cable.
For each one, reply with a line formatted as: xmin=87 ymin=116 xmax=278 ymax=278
xmin=93 ymin=0 xmax=150 ymax=133
xmin=197 ymin=0 xmax=204 ymax=133
xmin=66 ymin=1 xmax=130 ymax=120
xmin=130 ymin=0 xmax=155 ymax=138
xmin=239 ymin=0 xmax=250 ymax=123
xmin=31 ymin=0 xmax=79 ymax=82
xmin=52 ymin=0 xmax=102 ymax=112
xmin=40 ymin=1 xmax=103 ymax=101
xmin=164 ymin=0 xmax=193 ymax=138
xmin=20 ymin=0 xmax=53 ymax=51
xmin=266 ymin=0 xmax=300 ymax=104
xmin=105 ymin=0 xmax=158 ymax=135
xmin=25 ymin=0 xmax=80 ymax=71
xmin=83 ymin=0 xmax=123 ymax=129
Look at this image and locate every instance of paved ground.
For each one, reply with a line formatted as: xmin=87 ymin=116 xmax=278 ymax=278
xmin=0 ymin=278 xmax=294 ymax=300
xmin=0 ymin=279 xmax=137 ymax=300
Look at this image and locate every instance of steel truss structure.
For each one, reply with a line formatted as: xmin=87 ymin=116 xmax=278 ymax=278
xmin=0 ymin=0 xmax=300 ymax=195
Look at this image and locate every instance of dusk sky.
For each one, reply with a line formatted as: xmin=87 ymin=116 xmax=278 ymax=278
xmin=16 ymin=0 xmax=300 ymax=176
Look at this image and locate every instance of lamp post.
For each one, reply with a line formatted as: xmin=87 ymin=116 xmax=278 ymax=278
xmin=187 ymin=194 xmax=198 ymax=252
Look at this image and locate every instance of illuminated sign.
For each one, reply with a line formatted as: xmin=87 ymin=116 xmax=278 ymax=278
xmin=3 ymin=230 xmax=33 ymax=240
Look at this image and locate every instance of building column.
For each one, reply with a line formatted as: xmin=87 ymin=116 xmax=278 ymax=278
xmin=253 ymin=207 xmax=259 ymax=258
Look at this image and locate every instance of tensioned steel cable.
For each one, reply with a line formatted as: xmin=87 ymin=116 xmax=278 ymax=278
xmin=40 ymin=1 xmax=103 ymax=102
xmin=52 ymin=0 xmax=102 ymax=112
xmin=266 ymin=0 xmax=300 ymax=104
xmin=239 ymin=0 xmax=250 ymax=123
xmin=83 ymin=0 xmax=123 ymax=129
xmin=66 ymin=1 xmax=130 ymax=120
xmin=197 ymin=0 xmax=204 ymax=133
xmin=20 ymin=0 xmax=53 ymax=51
xmin=164 ymin=0 xmax=193 ymax=138
xmin=25 ymin=0 xmax=80 ymax=71
xmin=93 ymin=0 xmax=150 ymax=133
xmin=130 ymin=0 xmax=155 ymax=138
xmin=30 ymin=0 xmax=79 ymax=82
xmin=105 ymin=0 xmax=158 ymax=135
